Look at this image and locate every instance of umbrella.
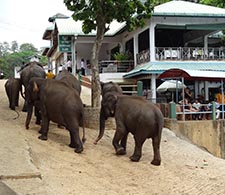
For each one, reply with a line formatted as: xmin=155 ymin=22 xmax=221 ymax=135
xmin=157 ymin=80 xmax=186 ymax=93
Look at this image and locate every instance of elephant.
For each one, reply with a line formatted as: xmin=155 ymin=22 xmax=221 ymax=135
xmin=25 ymin=77 xmax=85 ymax=153
xmin=97 ymin=94 xmax=164 ymax=166
xmin=20 ymin=61 xmax=46 ymax=112
xmin=54 ymin=70 xmax=81 ymax=95
xmin=5 ymin=78 xmax=21 ymax=110
xmin=94 ymin=81 xmax=123 ymax=144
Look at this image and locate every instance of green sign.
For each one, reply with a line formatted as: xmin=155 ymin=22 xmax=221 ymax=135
xmin=58 ymin=35 xmax=72 ymax=52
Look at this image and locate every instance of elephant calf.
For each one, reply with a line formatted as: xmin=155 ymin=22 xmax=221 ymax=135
xmin=101 ymin=94 xmax=164 ymax=166
xmin=25 ymin=78 xmax=85 ymax=153
xmin=94 ymin=81 xmax=123 ymax=144
xmin=5 ymin=78 xmax=21 ymax=110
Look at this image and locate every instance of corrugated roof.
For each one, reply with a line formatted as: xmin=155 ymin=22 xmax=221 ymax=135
xmin=123 ymin=61 xmax=225 ymax=78
xmin=55 ymin=18 xmax=126 ymax=36
xmin=153 ymin=1 xmax=225 ymax=18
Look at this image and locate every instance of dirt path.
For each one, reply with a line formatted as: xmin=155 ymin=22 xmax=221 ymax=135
xmin=1 ymin=79 xmax=225 ymax=195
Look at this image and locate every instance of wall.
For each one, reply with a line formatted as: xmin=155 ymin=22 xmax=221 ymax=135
xmin=165 ymin=119 xmax=225 ymax=159
xmin=83 ymin=106 xmax=116 ymax=130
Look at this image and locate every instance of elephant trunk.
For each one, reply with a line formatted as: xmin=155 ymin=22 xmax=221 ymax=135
xmin=94 ymin=108 xmax=106 ymax=144
xmin=25 ymin=103 xmax=33 ymax=129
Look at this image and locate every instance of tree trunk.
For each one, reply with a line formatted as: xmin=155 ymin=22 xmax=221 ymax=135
xmin=91 ymin=18 xmax=106 ymax=107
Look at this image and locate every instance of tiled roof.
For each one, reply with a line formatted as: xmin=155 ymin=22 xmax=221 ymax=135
xmin=123 ymin=61 xmax=225 ymax=78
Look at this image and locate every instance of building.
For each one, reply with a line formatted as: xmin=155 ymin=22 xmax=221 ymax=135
xmin=41 ymin=0 xmax=225 ymax=101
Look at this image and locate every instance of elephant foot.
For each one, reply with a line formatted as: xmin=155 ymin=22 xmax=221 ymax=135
xmin=116 ymin=147 xmax=126 ymax=155
xmin=69 ymin=143 xmax=76 ymax=148
xmin=38 ymin=129 xmax=43 ymax=134
xmin=129 ymin=154 xmax=141 ymax=162
xmin=38 ymin=135 xmax=48 ymax=141
xmin=75 ymin=147 xmax=83 ymax=153
xmin=151 ymin=159 xmax=161 ymax=166
xmin=22 ymin=108 xmax=27 ymax=112
xmin=35 ymin=120 xmax=41 ymax=125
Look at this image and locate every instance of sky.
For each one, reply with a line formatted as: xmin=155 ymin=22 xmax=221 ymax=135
xmin=0 ymin=0 xmax=72 ymax=50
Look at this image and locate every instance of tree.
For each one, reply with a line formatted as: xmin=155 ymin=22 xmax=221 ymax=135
xmin=64 ymin=0 xmax=154 ymax=107
xmin=20 ymin=43 xmax=38 ymax=53
xmin=200 ymin=0 xmax=224 ymax=8
xmin=0 ymin=41 xmax=45 ymax=78
xmin=11 ymin=41 xmax=19 ymax=53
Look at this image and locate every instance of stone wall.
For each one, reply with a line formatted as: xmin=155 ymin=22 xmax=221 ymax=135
xmin=165 ymin=118 xmax=225 ymax=159
xmin=83 ymin=106 xmax=116 ymax=130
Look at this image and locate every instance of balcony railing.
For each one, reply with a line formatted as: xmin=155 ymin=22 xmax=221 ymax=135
xmin=99 ymin=60 xmax=134 ymax=73
xmin=136 ymin=47 xmax=225 ymax=65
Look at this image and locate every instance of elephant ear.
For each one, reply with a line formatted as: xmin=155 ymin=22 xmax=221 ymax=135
xmin=33 ymin=81 xmax=39 ymax=93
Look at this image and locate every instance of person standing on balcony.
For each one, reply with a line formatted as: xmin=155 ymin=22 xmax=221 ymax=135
xmin=80 ymin=58 xmax=86 ymax=76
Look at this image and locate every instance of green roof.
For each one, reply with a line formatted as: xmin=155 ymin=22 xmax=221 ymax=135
xmin=123 ymin=61 xmax=225 ymax=78
xmin=153 ymin=1 xmax=225 ymax=18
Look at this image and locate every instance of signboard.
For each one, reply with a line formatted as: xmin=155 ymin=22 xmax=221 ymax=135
xmin=58 ymin=35 xmax=72 ymax=52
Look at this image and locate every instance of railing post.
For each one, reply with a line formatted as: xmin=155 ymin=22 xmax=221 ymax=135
xmin=169 ymin=102 xmax=176 ymax=119
xmin=137 ymin=81 xmax=143 ymax=96
xmin=211 ymin=101 xmax=216 ymax=120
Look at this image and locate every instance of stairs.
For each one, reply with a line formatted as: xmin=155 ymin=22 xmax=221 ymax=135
xmin=79 ymin=75 xmax=92 ymax=88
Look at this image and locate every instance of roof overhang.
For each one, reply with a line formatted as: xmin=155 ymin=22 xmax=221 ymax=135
xmin=158 ymin=68 xmax=225 ymax=82
xmin=123 ymin=61 xmax=225 ymax=79
xmin=156 ymin=23 xmax=225 ymax=30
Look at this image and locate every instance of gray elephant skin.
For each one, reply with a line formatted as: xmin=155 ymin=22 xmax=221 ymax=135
xmin=5 ymin=78 xmax=21 ymax=110
xmin=25 ymin=77 xmax=85 ymax=153
xmin=98 ymin=94 xmax=164 ymax=166
xmin=94 ymin=81 xmax=123 ymax=144
xmin=54 ymin=70 xmax=81 ymax=95
xmin=20 ymin=62 xmax=46 ymax=112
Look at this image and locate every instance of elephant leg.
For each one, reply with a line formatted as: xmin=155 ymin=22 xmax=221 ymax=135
xmin=22 ymin=101 xmax=28 ymax=112
xmin=120 ymin=132 xmax=129 ymax=153
xmin=112 ymin=129 xmax=126 ymax=155
xmin=130 ymin=135 xmax=146 ymax=162
xmin=151 ymin=136 xmax=161 ymax=166
xmin=68 ymin=127 xmax=83 ymax=153
xmin=38 ymin=116 xmax=49 ymax=141
xmin=68 ymin=131 xmax=76 ymax=148
xmin=34 ymin=107 xmax=41 ymax=125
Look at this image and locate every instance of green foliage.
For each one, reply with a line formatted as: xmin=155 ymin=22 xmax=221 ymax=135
xmin=113 ymin=52 xmax=130 ymax=61
xmin=0 ymin=41 xmax=42 ymax=78
xmin=20 ymin=43 xmax=38 ymax=53
xmin=200 ymin=0 xmax=225 ymax=8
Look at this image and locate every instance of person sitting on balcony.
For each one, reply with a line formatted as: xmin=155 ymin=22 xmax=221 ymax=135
xmin=192 ymin=98 xmax=202 ymax=120
xmin=178 ymin=98 xmax=196 ymax=120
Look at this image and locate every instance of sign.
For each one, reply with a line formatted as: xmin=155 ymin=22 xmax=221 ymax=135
xmin=58 ymin=35 xmax=72 ymax=52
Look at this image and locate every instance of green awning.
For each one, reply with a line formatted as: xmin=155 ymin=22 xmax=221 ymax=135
xmin=123 ymin=61 xmax=225 ymax=79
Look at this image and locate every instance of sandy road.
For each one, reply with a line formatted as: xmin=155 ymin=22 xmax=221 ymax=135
xmin=1 ymin=79 xmax=225 ymax=195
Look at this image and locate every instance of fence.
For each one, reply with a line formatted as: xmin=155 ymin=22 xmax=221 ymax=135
xmin=168 ymin=101 xmax=222 ymax=121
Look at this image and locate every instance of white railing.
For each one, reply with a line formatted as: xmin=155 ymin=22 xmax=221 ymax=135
xmin=136 ymin=47 xmax=225 ymax=65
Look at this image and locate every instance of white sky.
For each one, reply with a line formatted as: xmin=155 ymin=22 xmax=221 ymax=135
xmin=0 ymin=0 xmax=72 ymax=49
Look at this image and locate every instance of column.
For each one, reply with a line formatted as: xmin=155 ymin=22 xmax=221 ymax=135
xmin=204 ymin=81 xmax=209 ymax=101
xmin=151 ymin=74 xmax=156 ymax=103
xmin=133 ymin=34 xmax=138 ymax=67
xmin=150 ymin=22 xmax=156 ymax=62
